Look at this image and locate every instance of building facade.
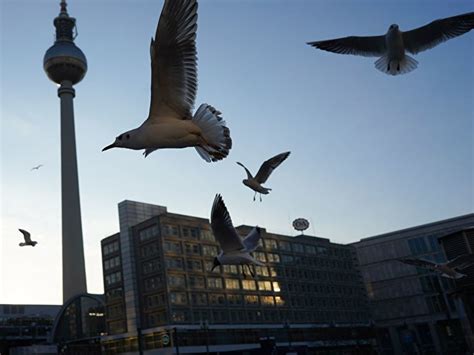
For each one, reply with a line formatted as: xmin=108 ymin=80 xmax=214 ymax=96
xmin=100 ymin=200 xmax=374 ymax=354
xmin=0 ymin=304 xmax=60 ymax=354
xmin=352 ymin=214 xmax=474 ymax=355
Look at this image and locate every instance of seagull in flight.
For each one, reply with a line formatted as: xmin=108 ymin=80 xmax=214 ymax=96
xmin=31 ymin=164 xmax=43 ymax=171
xmin=307 ymin=12 xmax=474 ymax=75
xmin=237 ymin=152 xmax=290 ymax=201
xmin=18 ymin=229 xmax=38 ymax=247
xmin=210 ymin=194 xmax=263 ymax=277
xmin=398 ymin=254 xmax=474 ymax=279
xmin=102 ymin=0 xmax=232 ymax=162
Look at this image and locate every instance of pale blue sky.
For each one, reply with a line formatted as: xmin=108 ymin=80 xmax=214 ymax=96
xmin=1 ymin=0 xmax=472 ymax=304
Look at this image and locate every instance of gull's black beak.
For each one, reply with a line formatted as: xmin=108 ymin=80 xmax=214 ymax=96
xmin=102 ymin=142 xmax=116 ymax=152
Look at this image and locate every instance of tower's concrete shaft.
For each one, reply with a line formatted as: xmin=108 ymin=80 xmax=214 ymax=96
xmin=44 ymin=1 xmax=88 ymax=303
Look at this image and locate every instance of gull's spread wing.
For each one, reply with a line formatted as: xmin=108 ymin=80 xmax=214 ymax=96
xmin=255 ymin=151 xmax=290 ymax=184
xmin=237 ymin=162 xmax=253 ymax=180
xmin=19 ymin=229 xmax=32 ymax=243
xmin=210 ymin=194 xmax=245 ymax=253
xmin=147 ymin=0 xmax=198 ymax=122
xmin=308 ymin=35 xmax=386 ymax=57
xmin=243 ymin=227 xmax=261 ymax=253
xmin=403 ymin=12 xmax=474 ymax=55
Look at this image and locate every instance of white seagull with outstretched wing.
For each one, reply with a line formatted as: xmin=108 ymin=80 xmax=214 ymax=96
xmin=307 ymin=12 xmax=474 ymax=75
xmin=210 ymin=194 xmax=263 ymax=277
xmin=398 ymin=254 xmax=474 ymax=279
xmin=237 ymin=151 xmax=290 ymax=201
xmin=103 ymin=0 xmax=231 ymax=162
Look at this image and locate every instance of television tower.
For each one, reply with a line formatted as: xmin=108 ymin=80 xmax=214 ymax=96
xmin=43 ymin=0 xmax=87 ymax=303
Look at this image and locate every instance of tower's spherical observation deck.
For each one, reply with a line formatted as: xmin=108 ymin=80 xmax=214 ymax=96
xmin=43 ymin=1 xmax=87 ymax=85
xmin=44 ymin=42 xmax=87 ymax=85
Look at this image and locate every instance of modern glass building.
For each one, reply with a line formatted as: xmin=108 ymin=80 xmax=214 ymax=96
xmin=100 ymin=200 xmax=374 ymax=354
xmin=352 ymin=213 xmax=474 ymax=355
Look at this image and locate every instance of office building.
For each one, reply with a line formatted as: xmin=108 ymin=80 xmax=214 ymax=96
xmin=352 ymin=214 xmax=474 ymax=354
xmin=100 ymin=200 xmax=374 ymax=354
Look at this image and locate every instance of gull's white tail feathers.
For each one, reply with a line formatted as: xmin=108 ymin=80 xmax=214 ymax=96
xmin=375 ymin=54 xmax=418 ymax=76
xmin=193 ymin=104 xmax=232 ymax=162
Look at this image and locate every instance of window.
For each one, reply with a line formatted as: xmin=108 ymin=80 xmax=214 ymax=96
xmin=202 ymin=245 xmax=218 ymax=256
xmin=205 ymin=260 xmax=220 ymax=273
xmin=182 ymin=227 xmax=189 ymax=237
xmin=268 ymin=267 xmax=277 ymax=277
xmin=227 ymin=294 xmax=243 ymax=305
xmin=103 ymin=241 xmax=119 ymax=256
xmin=209 ymin=293 xmax=225 ymax=305
xmin=142 ymin=260 xmax=159 ymax=274
xmin=171 ymin=310 xmax=189 ymax=322
xmin=281 ymin=254 xmax=294 ymax=263
xmin=164 ymin=241 xmax=181 ymax=254
xmin=106 ymin=287 xmax=123 ymax=301
xmin=191 ymin=293 xmax=207 ymax=305
xmin=275 ymin=296 xmax=285 ymax=306
xmin=293 ymin=244 xmax=304 ymax=253
xmin=317 ymin=246 xmax=328 ymax=254
xmin=165 ymin=258 xmax=184 ymax=270
xmin=279 ymin=241 xmax=291 ymax=251
xmin=140 ymin=243 xmax=158 ymax=258
xmin=144 ymin=276 xmax=162 ymax=291
xmin=170 ymin=292 xmax=187 ymax=305
xmin=207 ymin=277 xmax=223 ymax=289
xmin=189 ymin=276 xmax=205 ymax=289
xmin=225 ymin=279 xmax=240 ymax=290
xmin=305 ymin=245 xmax=316 ymax=254
xmin=186 ymin=259 xmax=203 ymax=272
xmin=260 ymin=296 xmax=275 ymax=306
xmin=254 ymin=252 xmax=267 ymax=262
xmin=408 ymin=237 xmax=429 ymax=255
xmin=168 ymin=275 xmax=185 ymax=288
xmin=139 ymin=225 xmax=159 ymax=242
xmin=244 ymin=295 xmax=259 ymax=305
xmin=255 ymin=266 xmax=269 ymax=276
xmin=184 ymin=243 xmax=200 ymax=255
xmin=258 ymin=281 xmax=272 ymax=291
xmin=223 ymin=265 xmax=239 ymax=274
xmin=163 ymin=224 xmax=179 ymax=237
xmin=429 ymin=236 xmax=441 ymax=252
xmin=201 ymin=230 xmax=215 ymax=241
xmin=146 ymin=293 xmax=165 ymax=308
xmin=242 ymin=280 xmax=257 ymax=290
xmin=190 ymin=228 xmax=200 ymax=240
xmin=267 ymin=253 xmax=280 ymax=263
xmin=105 ymin=271 xmax=122 ymax=286
xmin=272 ymin=282 xmax=281 ymax=292
xmin=104 ymin=256 xmax=121 ymax=270
xmin=265 ymin=239 xmax=278 ymax=250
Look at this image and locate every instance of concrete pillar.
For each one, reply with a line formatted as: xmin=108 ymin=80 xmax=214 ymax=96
xmin=58 ymin=80 xmax=87 ymax=302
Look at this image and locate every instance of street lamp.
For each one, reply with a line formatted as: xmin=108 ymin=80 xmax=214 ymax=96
xmin=283 ymin=320 xmax=292 ymax=350
xmin=200 ymin=319 xmax=210 ymax=354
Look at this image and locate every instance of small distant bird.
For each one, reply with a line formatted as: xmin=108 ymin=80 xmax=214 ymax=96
xmin=18 ymin=229 xmax=37 ymax=247
xmin=210 ymin=194 xmax=263 ymax=277
xmin=307 ymin=12 xmax=474 ymax=75
xmin=398 ymin=254 xmax=474 ymax=279
xmin=102 ymin=0 xmax=232 ymax=162
xmin=237 ymin=152 xmax=290 ymax=201
xmin=31 ymin=164 xmax=43 ymax=171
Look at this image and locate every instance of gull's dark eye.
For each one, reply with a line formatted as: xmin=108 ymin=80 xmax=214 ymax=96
xmin=126 ymin=134 xmax=130 ymax=139
xmin=117 ymin=135 xmax=123 ymax=140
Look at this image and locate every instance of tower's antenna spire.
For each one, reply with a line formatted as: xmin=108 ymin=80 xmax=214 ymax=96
xmin=60 ymin=0 xmax=68 ymax=14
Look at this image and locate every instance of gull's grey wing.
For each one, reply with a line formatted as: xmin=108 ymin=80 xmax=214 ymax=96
xmin=398 ymin=257 xmax=437 ymax=270
xmin=19 ymin=229 xmax=31 ymax=243
xmin=255 ymin=151 xmax=291 ymax=184
xmin=237 ymin=162 xmax=253 ymax=180
xmin=147 ymin=0 xmax=198 ymax=122
xmin=447 ymin=254 xmax=474 ymax=270
xmin=403 ymin=12 xmax=474 ymax=55
xmin=307 ymin=35 xmax=386 ymax=57
xmin=210 ymin=194 xmax=245 ymax=253
xmin=243 ymin=227 xmax=262 ymax=253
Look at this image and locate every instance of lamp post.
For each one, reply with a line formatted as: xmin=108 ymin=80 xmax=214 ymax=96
xmin=284 ymin=320 xmax=292 ymax=350
xmin=200 ymin=319 xmax=210 ymax=354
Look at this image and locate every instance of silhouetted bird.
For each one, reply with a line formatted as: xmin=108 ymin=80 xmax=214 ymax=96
xmin=237 ymin=152 xmax=290 ymax=201
xmin=103 ymin=0 xmax=231 ymax=162
xmin=31 ymin=164 xmax=43 ymax=171
xmin=210 ymin=194 xmax=263 ymax=277
xmin=398 ymin=254 xmax=474 ymax=279
xmin=18 ymin=229 xmax=37 ymax=247
xmin=308 ymin=12 xmax=474 ymax=75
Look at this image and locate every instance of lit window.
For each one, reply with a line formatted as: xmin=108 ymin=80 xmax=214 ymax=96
xmin=260 ymin=296 xmax=275 ymax=306
xmin=200 ymin=230 xmax=215 ymax=241
xmin=258 ymin=281 xmax=272 ymax=291
xmin=267 ymin=253 xmax=280 ymax=263
xmin=225 ymin=279 xmax=240 ymax=290
xmin=244 ymin=295 xmax=259 ymax=305
xmin=265 ymin=239 xmax=278 ymax=250
xmin=202 ymin=245 xmax=218 ymax=256
xmin=242 ymin=280 xmax=257 ymax=290
xmin=223 ymin=265 xmax=239 ymax=274
xmin=207 ymin=277 xmax=223 ymax=289
xmin=254 ymin=252 xmax=266 ymax=262
xmin=275 ymin=296 xmax=285 ymax=306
